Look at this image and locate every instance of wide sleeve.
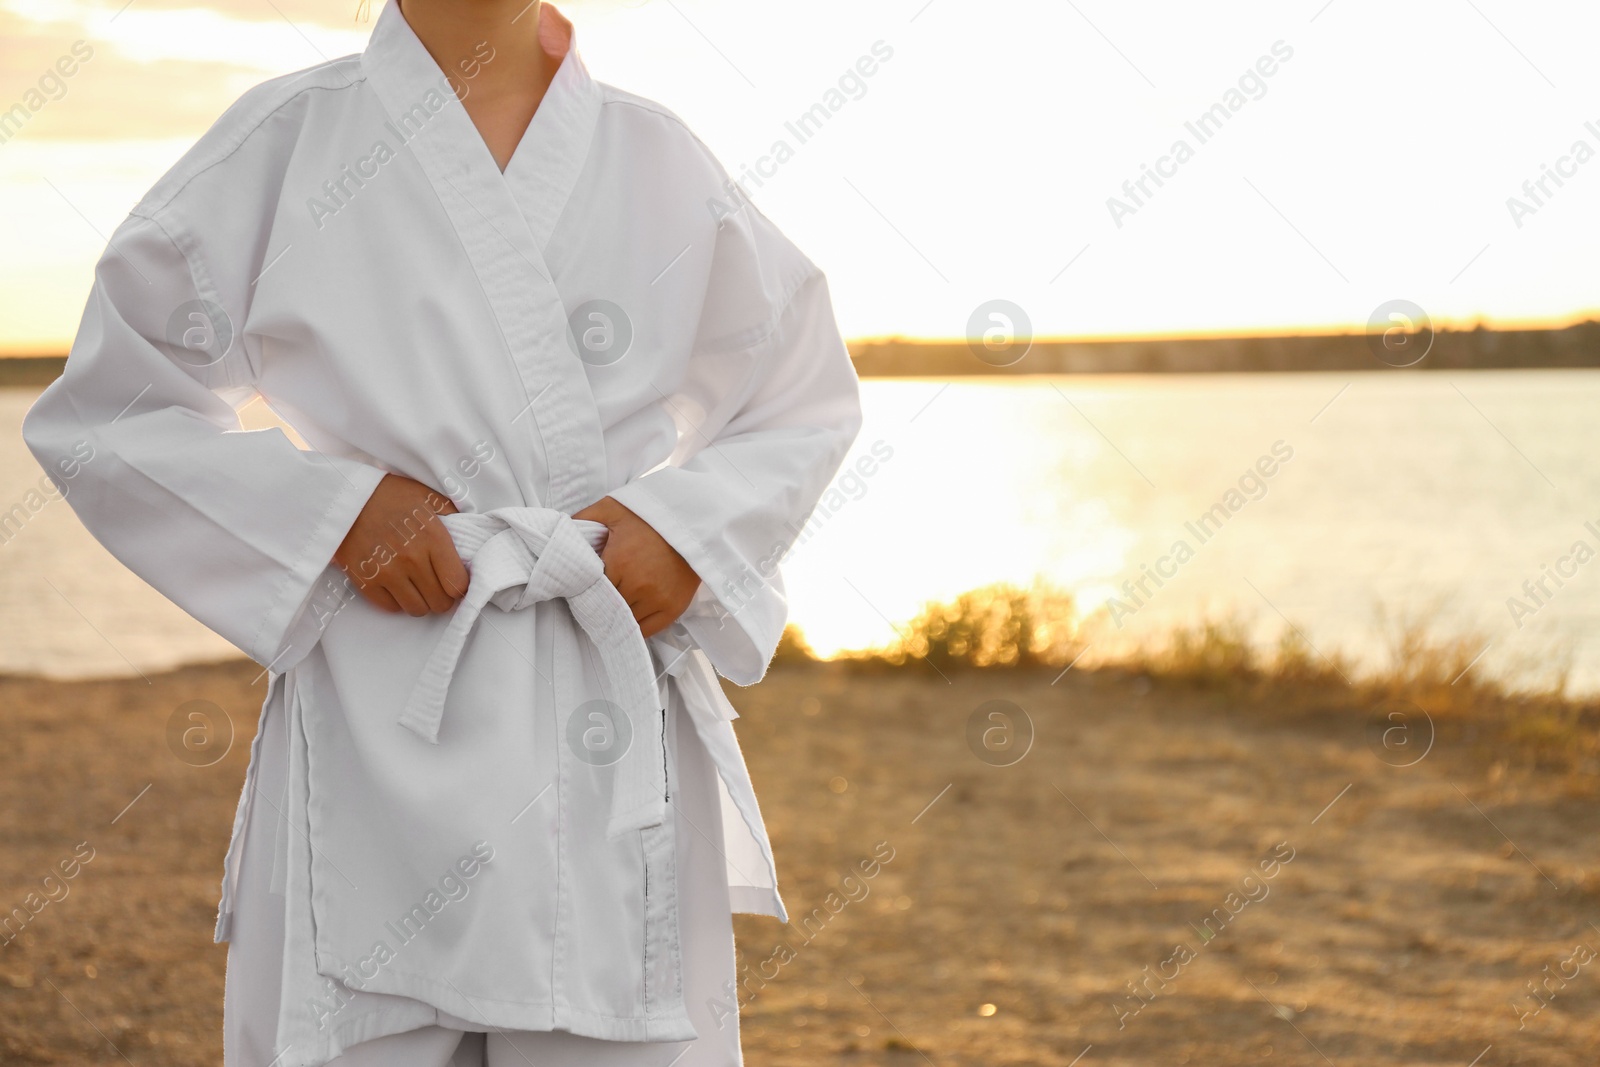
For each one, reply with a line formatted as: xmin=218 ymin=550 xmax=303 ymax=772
xmin=21 ymin=210 xmax=387 ymax=673
xmin=610 ymin=202 xmax=862 ymax=684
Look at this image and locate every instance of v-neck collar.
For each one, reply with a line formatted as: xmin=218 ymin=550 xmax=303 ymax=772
xmin=360 ymin=0 xmax=611 ymax=513
xmin=361 ymin=0 xmax=602 ymax=253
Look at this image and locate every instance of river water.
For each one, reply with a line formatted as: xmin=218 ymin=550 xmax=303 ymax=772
xmin=3 ymin=370 xmax=1595 ymax=690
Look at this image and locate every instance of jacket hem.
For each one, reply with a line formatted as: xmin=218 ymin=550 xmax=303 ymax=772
xmin=729 ymin=884 xmax=786 ymax=921
xmin=307 ymin=962 xmax=698 ymax=1046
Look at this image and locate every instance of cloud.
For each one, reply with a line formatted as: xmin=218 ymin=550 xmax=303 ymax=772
xmin=5 ymin=0 xmax=375 ymax=36
xmin=4 ymin=0 xmax=371 ymax=68
xmin=0 ymin=0 xmax=371 ymax=140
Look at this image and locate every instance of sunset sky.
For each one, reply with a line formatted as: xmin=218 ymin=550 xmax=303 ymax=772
xmin=1 ymin=0 xmax=1598 ymax=353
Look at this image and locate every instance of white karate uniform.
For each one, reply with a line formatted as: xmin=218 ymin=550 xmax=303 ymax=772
xmin=226 ymin=673 xmax=742 ymax=1067
xmin=21 ymin=3 xmax=861 ymax=1064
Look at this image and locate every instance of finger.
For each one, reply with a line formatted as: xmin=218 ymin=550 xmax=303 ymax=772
xmin=601 ymin=554 xmax=638 ymax=606
xmin=601 ymin=558 xmax=650 ymax=612
xmin=636 ymin=611 xmax=672 ymax=638
xmin=386 ymin=576 xmax=432 ymax=617
xmin=411 ymin=566 xmax=458 ymax=615
xmin=629 ymin=595 xmax=658 ymax=625
xmin=361 ymin=584 xmax=403 ymax=613
xmin=431 ymin=541 xmax=470 ymax=601
xmin=400 ymin=543 xmax=458 ymax=614
xmin=573 ymin=497 xmax=619 ymax=524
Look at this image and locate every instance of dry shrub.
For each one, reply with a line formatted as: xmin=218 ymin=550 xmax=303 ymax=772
xmin=1369 ymin=610 xmax=1598 ymax=770
xmin=1148 ymin=616 xmax=1258 ymax=686
xmin=1369 ymin=605 xmax=1501 ymax=716
xmin=783 ymin=587 xmax=1599 ymax=772
xmin=858 ymin=583 xmax=1083 ymax=670
xmin=773 ymin=624 xmax=817 ymax=665
xmin=1270 ymin=627 xmax=1355 ymax=688
xmin=1121 ymin=614 xmax=1352 ymax=691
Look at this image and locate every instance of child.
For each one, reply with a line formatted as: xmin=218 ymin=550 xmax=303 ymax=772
xmin=22 ymin=2 xmax=861 ymax=1064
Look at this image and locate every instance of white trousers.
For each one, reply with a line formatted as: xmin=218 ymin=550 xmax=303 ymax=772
xmin=223 ymin=684 xmax=743 ymax=1067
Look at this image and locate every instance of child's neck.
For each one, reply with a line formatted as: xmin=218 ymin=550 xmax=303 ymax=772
xmin=398 ymin=0 xmax=558 ymax=171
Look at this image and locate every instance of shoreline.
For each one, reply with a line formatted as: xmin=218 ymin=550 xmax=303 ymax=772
xmin=7 ymin=318 xmax=1600 ymax=388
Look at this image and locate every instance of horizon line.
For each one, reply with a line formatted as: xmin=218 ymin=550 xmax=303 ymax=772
xmin=4 ymin=308 xmax=1599 ymax=360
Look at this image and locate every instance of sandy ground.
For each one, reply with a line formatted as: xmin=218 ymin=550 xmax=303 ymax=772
xmin=0 ymin=659 xmax=1596 ymax=1066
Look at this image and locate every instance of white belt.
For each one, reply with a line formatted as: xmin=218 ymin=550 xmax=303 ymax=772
xmin=397 ymin=508 xmax=666 ymax=840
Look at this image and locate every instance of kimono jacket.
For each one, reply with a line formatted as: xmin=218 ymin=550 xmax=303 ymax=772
xmin=21 ymin=3 xmax=861 ymax=1063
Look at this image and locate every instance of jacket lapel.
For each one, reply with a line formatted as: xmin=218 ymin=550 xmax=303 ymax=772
xmin=361 ymin=1 xmax=608 ymax=512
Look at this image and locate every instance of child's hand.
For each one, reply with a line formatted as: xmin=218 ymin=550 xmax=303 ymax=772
xmin=334 ymin=474 xmax=468 ymax=616
xmin=572 ymin=496 xmax=701 ymax=637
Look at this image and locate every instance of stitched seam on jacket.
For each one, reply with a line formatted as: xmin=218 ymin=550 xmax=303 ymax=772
xmin=130 ymin=66 xmax=366 ymax=222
